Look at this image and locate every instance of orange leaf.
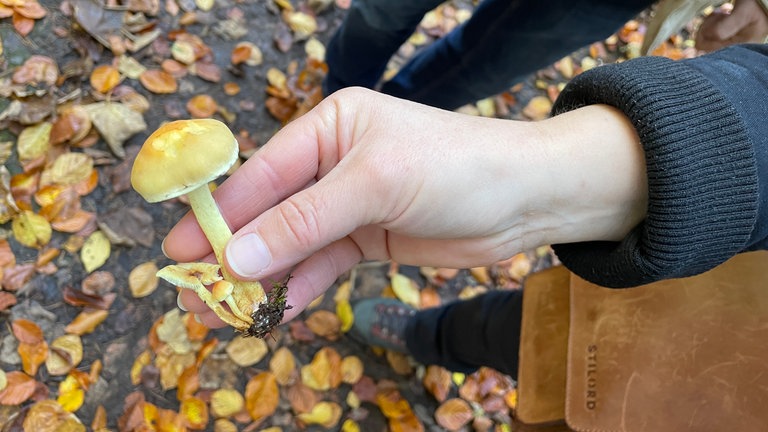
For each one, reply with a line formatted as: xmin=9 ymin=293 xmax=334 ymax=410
xmin=223 ymin=82 xmax=240 ymax=96
xmin=244 ymin=372 xmax=279 ymax=422
xmin=176 ymin=365 xmax=199 ymax=401
xmin=435 ymin=398 xmax=474 ymax=431
xmin=12 ymin=318 xmax=44 ymax=344
xmin=13 ymin=14 xmax=36 ymax=38
xmin=301 ymin=347 xmax=342 ymax=390
xmin=376 ymin=388 xmax=413 ymax=420
xmin=186 ymin=94 xmax=218 ymax=118
xmin=423 ymin=365 xmax=453 ymax=402
xmin=18 ymin=341 xmax=48 ymax=376
xmin=65 ymin=308 xmax=109 ymax=335
xmin=90 ymin=65 xmax=121 ymax=93
xmin=0 ymin=371 xmax=36 ymax=405
xmin=139 ymin=69 xmax=178 ymax=94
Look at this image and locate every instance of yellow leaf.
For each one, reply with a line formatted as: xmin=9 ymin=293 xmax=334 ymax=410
xmin=0 ymin=370 xmax=6 ymax=392
xmin=296 ymin=401 xmax=342 ymax=428
xmin=129 ymin=261 xmax=159 ymax=298
xmin=341 ymin=356 xmax=363 ymax=384
xmin=305 ymin=37 xmax=325 ymax=61
xmin=300 ymin=347 xmax=342 ymax=391
xmin=225 ymin=336 xmax=268 ymax=367
xmin=391 ymin=273 xmax=420 ymax=308
xmin=213 ymin=419 xmax=239 ymax=432
xmin=157 ymin=309 xmax=192 ymax=354
xmin=131 ymin=350 xmax=152 ymax=386
xmin=12 ymin=210 xmax=52 ymax=248
xmin=57 ymin=375 xmax=85 ymax=413
xmin=180 ymin=396 xmax=208 ymax=429
xmin=49 ymin=152 xmax=94 ymax=185
xmin=17 ymin=122 xmax=52 ymax=162
xmin=80 ymin=231 xmax=110 ymax=273
xmin=269 ymin=346 xmax=296 ymax=386
xmin=195 ymin=0 xmax=214 ymax=11
xmin=23 ymin=400 xmax=85 ymax=432
xmin=341 ymin=418 xmax=360 ymax=432
xmin=336 ymin=299 xmax=354 ymax=333
xmin=209 ymin=388 xmax=244 ymax=418
xmin=284 ymin=11 xmax=317 ymax=39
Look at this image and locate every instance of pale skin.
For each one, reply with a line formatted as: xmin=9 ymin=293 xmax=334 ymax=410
xmin=164 ymin=87 xmax=648 ymax=329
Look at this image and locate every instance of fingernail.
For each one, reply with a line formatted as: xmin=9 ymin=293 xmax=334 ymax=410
xmin=227 ymin=233 xmax=272 ymax=277
xmin=194 ymin=314 xmax=202 ymax=323
xmin=176 ymin=292 xmax=187 ymax=311
xmin=161 ymin=238 xmax=169 ymax=258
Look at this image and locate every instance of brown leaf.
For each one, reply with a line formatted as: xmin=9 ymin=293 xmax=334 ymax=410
xmin=81 ymin=271 xmax=116 ymax=296
xmin=2 ymin=263 xmax=35 ymax=291
xmin=244 ymin=372 xmax=279 ymax=422
xmin=62 ymin=286 xmax=116 ymax=310
xmin=423 ymin=365 xmax=452 ymax=402
xmin=12 ymin=319 xmax=44 ymax=344
xmin=435 ymin=398 xmax=473 ymax=431
xmin=12 ymin=55 xmax=59 ymax=86
xmin=0 ymin=371 xmax=36 ymax=405
xmin=97 ymin=206 xmax=154 ymax=247
xmin=285 ymin=381 xmax=318 ymax=414
xmin=0 ymin=291 xmax=18 ymax=312
xmin=305 ymin=309 xmax=341 ymax=340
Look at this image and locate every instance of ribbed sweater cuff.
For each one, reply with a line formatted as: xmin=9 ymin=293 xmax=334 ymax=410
xmin=550 ymin=56 xmax=758 ymax=288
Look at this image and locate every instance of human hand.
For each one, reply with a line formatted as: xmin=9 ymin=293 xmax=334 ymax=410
xmin=696 ymin=0 xmax=768 ymax=52
xmin=164 ymin=88 xmax=647 ymax=328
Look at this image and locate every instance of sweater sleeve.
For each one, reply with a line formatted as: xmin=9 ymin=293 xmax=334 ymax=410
xmin=550 ymin=44 xmax=768 ymax=288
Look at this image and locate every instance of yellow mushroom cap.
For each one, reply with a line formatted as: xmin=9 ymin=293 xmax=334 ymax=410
xmin=131 ymin=119 xmax=238 ymax=202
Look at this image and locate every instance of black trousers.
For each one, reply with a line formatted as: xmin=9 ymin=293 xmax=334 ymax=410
xmin=404 ymin=290 xmax=524 ymax=378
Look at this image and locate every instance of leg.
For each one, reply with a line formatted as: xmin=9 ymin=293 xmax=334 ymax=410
xmin=381 ymin=0 xmax=656 ymax=110
xmin=323 ymin=0 xmax=445 ymax=95
xmin=405 ymin=290 xmax=524 ymax=378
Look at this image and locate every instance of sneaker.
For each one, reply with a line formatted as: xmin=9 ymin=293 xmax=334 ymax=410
xmin=349 ymin=298 xmax=416 ymax=353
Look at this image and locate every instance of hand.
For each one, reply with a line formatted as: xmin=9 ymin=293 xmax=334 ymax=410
xmin=696 ymin=0 xmax=768 ymax=52
xmin=164 ymin=88 xmax=648 ymax=328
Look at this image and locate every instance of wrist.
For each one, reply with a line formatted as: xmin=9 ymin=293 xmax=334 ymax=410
xmin=521 ymin=104 xmax=648 ymax=248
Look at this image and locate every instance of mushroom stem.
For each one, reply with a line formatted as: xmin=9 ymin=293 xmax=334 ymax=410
xmin=185 ymin=185 xmax=266 ymax=309
xmin=185 ymin=185 xmax=231 ymax=266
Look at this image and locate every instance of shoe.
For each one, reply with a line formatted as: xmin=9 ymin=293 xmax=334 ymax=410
xmin=349 ymin=298 xmax=416 ymax=353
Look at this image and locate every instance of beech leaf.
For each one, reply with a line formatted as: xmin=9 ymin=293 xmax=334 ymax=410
xmin=83 ymin=102 xmax=147 ymax=158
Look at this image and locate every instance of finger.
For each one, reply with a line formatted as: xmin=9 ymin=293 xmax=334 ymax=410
xmin=177 ymin=289 xmax=211 ymax=314
xmin=195 ymin=310 xmax=228 ymax=329
xmin=279 ymin=237 xmax=364 ymax=322
xmin=163 ymin=97 xmax=345 ymax=263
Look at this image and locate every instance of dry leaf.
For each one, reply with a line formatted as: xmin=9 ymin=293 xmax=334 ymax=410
xmin=305 ymin=310 xmax=341 ymax=340
xmin=522 ymin=96 xmax=553 ymax=121
xmin=16 ymin=122 xmax=52 ymax=162
xmin=23 ymin=400 xmax=85 ymax=432
xmin=244 ymin=372 xmax=279 ymax=421
xmin=45 ymin=334 xmax=83 ymax=376
xmin=341 ymin=356 xmax=363 ymax=384
xmin=269 ymin=346 xmax=296 ymax=385
xmin=301 ymin=347 xmax=342 ymax=391
xmin=18 ymin=340 xmax=48 ymax=376
xmin=12 ymin=318 xmax=44 ymax=344
xmin=80 ymin=231 xmax=110 ymax=273
xmin=83 ymin=102 xmax=147 ymax=158
xmin=297 ymin=401 xmax=342 ymax=428
xmin=423 ymin=365 xmax=452 ymax=403
xmin=48 ymin=152 xmax=94 ymax=186
xmin=90 ymin=65 xmax=121 ymax=93
xmin=0 ymin=371 xmax=36 ymax=405
xmin=435 ymin=398 xmax=473 ymax=431
xmin=131 ymin=350 xmax=152 ymax=386
xmin=225 ymin=336 xmax=268 ymax=367
xmin=12 ymin=210 xmax=52 ymax=248
xmin=284 ymin=11 xmax=317 ymax=39
xmin=180 ymin=396 xmax=209 ymax=428
xmin=57 ymin=374 xmax=85 ymax=413
xmin=50 ymin=105 xmax=92 ymax=146
xmin=210 ymin=388 xmax=244 ymax=418
xmin=391 ymin=273 xmax=420 ymax=308
xmin=65 ymin=309 xmax=109 ymax=335
xmin=12 ymin=55 xmax=58 ymax=86
xmin=336 ymin=299 xmax=354 ymax=333
xmin=128 ymin=261 xmax=159 ymax=298
xmin=139 ymin=69 xmax=178 ymax=94
xmin=231 ymin=42 xmax=263 ymax=66
xmin=187 ymin=94 xmax=218 ymax=118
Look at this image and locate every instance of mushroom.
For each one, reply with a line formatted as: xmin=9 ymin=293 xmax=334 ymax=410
xmin=131 ymin=119 xmax=266 ymax=332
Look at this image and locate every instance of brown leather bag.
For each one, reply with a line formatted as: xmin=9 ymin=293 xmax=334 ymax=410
xmin=515 ymin=250 xmax=768 ymax=432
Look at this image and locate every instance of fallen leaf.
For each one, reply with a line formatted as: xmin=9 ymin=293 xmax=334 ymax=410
xmin=297 ymin=401 xmax=342 ymax=428
xmin=48 ymin=152 xmax=94 ymax=186
xmin=0 ymin=371 xmax=36 ymax=405
xmin=12 ymin=55 xmax=58 ymax=86
xmin=225 ymin=335 xmax=268 ymax=367
xmin=128 ymin=261 xmax=159 ymax=298
xmin=139 ymin=69 xmax=178 ymax=93
xmin=301 ymin=347 xmax=342 ymax=391
xmin=180 ymin=396 xmax=209 ymax=428
xmin=435 ymin=398 xmax=473 ymax=431
xmin=83 ymin=102 xmax=147 ymax=158
xmin=16 ymin=122 xmax=52 ymax=162
xmin=391 ymin=273 xmax=420 ymax=308
xmin=90 ymin=65 xmax=121 ymax=93
xmin=522 ymin=96 xmax=553 ymax=121
xmin=65 ymin=309 xmax=109 ymax=335
xmin=305 ymin=309 xmax=341 ymax=340
xmin=336 ymin=299 xmax=354 ymax=333
xmin=45 ymin=334 xmax=83 ymax=376
xmin=186 ymin=94 xmax=218 ymax=118
xmin=210 ymin=388 xmax=244 ymax=418
xmin=57 ymin=374 xmax=85 ymax=413
xmin=423 ymin=365 xmax=452 ymax=402
xmin=244 ymin=372 xmax=279 ymax=421
xmin=12 ymin=210 xmax=52 ymax=248
xmin=269 ymin=346 xmax=296 ymax=385
xmin=284 ymin=381 xmax=318 ymax=414
xmin=341 ymin=356 xmax=363 ymax=384
xmin=23 ymin=400 xmax=85 ymax=432
xmin=80 ymin=231 xmax=110 ymax=273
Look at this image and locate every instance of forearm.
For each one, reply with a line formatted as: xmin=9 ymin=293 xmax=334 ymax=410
xmin=550 ymin=44 xmax=768 ymax=287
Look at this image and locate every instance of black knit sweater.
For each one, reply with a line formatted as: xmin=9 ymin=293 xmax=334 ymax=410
xmin=551 ymin=44 xmax=768 ymax=288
